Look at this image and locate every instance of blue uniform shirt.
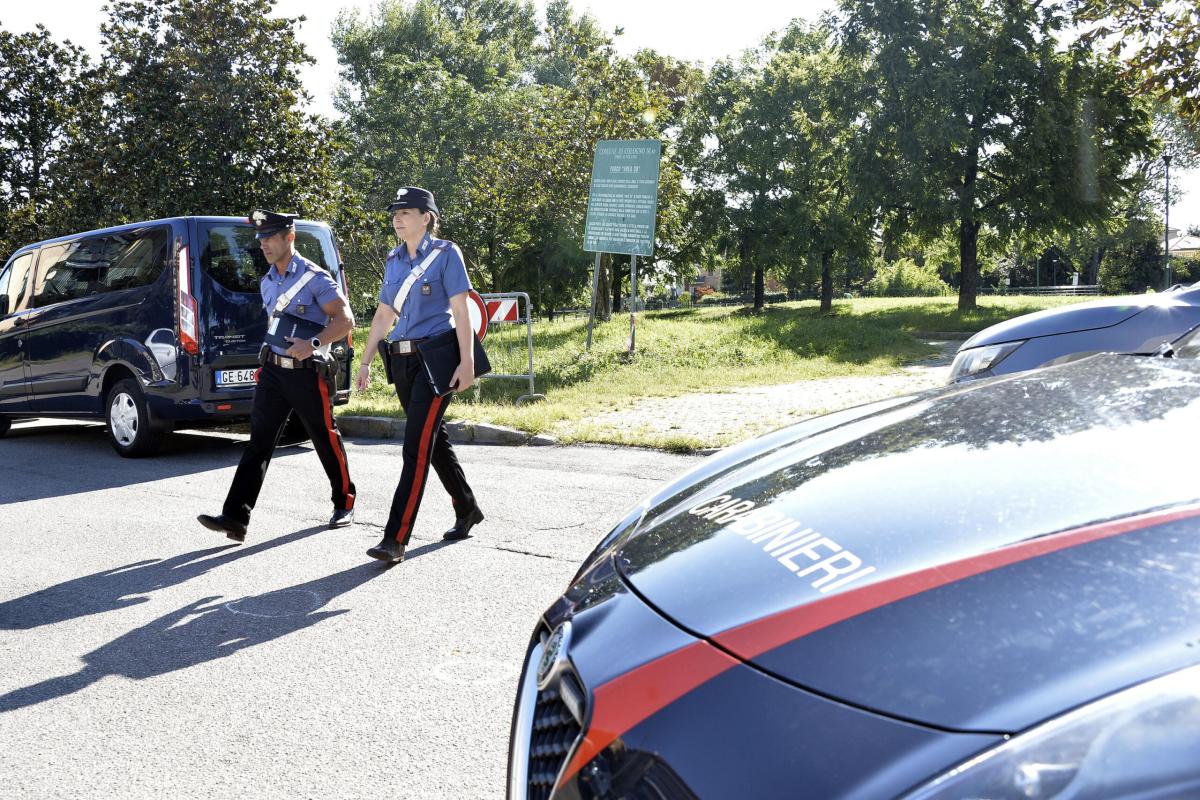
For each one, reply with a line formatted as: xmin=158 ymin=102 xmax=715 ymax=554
xmin=379 ymin=234 xmax=471 ymax=341
xmin=261 ymin=253 xmax=344 ymax=355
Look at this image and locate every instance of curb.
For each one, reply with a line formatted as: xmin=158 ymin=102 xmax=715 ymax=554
xmin=337 ymin=415 xmax=557 ymax=447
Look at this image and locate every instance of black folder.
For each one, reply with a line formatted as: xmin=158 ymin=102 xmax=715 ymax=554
xmin=265 ymin=312 xmax=324 ymax=350
xmin=417 ymin=331 xmax=492 ymax=396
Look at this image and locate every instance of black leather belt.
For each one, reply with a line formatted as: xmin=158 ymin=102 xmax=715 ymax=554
xmin=387 ymin=339 xmax=424 ymax=356
xmin=265 ymin=351 xmax=315 ymax=369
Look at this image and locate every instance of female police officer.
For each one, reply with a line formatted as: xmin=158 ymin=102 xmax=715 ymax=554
xmin=356 ymin=187 xmax=484 ymax=563
xmin=198 ymin=210 xmax=357 ymax=542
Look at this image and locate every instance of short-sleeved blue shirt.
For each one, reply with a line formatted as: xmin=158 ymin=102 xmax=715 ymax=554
xmin=379 ymin=234 xmax=471 ymax=341
xmin=261 ymin=253 xmax=344 ymax=355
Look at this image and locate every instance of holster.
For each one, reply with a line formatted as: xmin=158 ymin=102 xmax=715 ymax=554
xmin=257 ymin=343 xmax=270 ymax=366
xmin=378 ymin=340 xmax=395 ymax=384
xmin=311 ymin=352 xmax=336 ymax=392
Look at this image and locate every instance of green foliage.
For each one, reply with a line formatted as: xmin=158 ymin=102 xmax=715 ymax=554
xmin=1075 ymin=0 xmax=1200 ymax=124
xmin=0 ymin=25 xmax=95 ymax=258
xmin=865 ymin=258 xmax=952 ymax=297
xmin=840 ymin=0 xmax=1154 ymax=310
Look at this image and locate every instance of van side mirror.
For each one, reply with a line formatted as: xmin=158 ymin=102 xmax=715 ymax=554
xmin=0 ymin=296 xmax=9 ymax=317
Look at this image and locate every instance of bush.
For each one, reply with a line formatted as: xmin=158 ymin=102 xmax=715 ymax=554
xmin=865 ymin=258 xmax=953 ymax=297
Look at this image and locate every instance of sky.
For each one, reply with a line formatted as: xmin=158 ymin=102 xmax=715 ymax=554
xmin=2 ymin=0 xmax=1197 ymax=231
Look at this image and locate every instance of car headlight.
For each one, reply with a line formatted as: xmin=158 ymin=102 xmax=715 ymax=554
xmin=903 ymin=664 xmax=1200 ymax=799
xmin=949 ymin=341 xmax=1024 ymax=381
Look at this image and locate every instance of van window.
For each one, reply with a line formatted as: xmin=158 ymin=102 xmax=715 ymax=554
xmin=201 ymin=223 xmax=339 ymax=295
xmin=30 ymin=227 xmax=170 ymax=307
xmin=0 ymin=252 xmax=35 ymax=316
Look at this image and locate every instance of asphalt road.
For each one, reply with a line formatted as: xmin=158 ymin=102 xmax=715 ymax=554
xmin=0 ymin=420 xmax=701 ymax=799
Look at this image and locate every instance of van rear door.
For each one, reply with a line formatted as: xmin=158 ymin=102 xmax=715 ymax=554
xmin=191 ymin=220 xmax=349 ymax=400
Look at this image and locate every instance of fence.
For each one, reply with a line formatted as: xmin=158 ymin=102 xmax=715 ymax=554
xmin=477 ymin=292 xmax=544 ymax=404
xmin=982 ymin=285 xmax=1102 ymax=296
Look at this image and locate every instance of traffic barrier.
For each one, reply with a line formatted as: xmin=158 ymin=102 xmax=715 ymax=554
xmin=478 ymin=292 xmax=544 ymax=404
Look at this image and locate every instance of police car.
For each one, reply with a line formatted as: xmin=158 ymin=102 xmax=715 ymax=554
xmin=949 ymin=283 xmax=1200 ymax=382
xmin=509 ymin=342 xmax=1200 ymax=799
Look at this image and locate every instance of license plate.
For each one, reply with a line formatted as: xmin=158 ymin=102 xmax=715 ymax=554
xmin=216 ymin=368 xmax=257 ymax=387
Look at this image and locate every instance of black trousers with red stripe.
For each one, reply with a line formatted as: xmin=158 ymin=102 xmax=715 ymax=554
xmin=384 ymin=352 xmax=477 ymax=546
xmin=222 ymin=361 xmax=356 ymax=526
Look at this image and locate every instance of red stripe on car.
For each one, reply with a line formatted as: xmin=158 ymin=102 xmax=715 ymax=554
xmin=558 ymin=502 xmax=1200 ymax=785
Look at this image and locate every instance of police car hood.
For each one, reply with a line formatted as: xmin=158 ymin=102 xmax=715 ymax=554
xmin=962 ymin=289 xmax=1200 ymax=349
xmin=614 ymin=356 xmax=1200 ymax=732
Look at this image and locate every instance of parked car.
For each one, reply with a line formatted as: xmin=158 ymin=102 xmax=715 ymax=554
xmin=948 ymin=284 xmax=1200 ymax=382
xmin=509 ymin=346 xmax=1200 ymax=799
xmin=0 ymin=216 xmax=353 ymax=456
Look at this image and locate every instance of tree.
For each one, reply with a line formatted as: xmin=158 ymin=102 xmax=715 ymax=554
xmin=1074 ymin=0 xmax=1200 ymax=124
xmin=0 ymin=25 xmax=95 ymax=257
xmin=75 ymin=0 xmax=342 ymax=226
xmin=840 ymin=0 xmax=1153 ymax=309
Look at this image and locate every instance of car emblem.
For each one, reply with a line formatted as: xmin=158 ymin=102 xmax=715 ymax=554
xmin=537 ymin=622 xmax=572 ymax=690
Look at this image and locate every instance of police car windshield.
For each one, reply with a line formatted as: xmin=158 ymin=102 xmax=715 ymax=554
xmin=201 ymin=224 xmax=337 ymax=294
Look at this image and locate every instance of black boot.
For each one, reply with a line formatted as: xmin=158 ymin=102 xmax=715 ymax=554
xmin=443 ymin=507 xmax=484 ymax=541
xmin=328 ymin=507 xmax=355 ymax=528
xmin=198 ymin=513 xmax=247 ymax=543
xmin=366 ymin=537 xmax=405 ymax=563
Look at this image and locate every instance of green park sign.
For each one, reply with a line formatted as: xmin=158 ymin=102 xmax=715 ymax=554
xmin=583 ymin=139 xmax=662 ymax=256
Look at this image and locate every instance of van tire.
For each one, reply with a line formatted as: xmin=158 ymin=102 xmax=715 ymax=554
xmin=106 ymin=378 xmax=159 ymax=457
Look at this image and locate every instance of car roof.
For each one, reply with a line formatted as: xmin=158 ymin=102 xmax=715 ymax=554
xmin=4 ymin=216 xmax=332 ymax=263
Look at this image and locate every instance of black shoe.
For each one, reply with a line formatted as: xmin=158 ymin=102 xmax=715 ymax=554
xmin=198 ymin=513 xmax=247 ymax=543
xmin=443 ymin=507 xmax=484 ymax=541
xmin=366 ymin=537 xmax=405 ymax=563
xmin=329 ymin=507 xmax=354 ymax=529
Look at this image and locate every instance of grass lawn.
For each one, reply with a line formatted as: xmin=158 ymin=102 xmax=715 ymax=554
xmin=340 ymin=295 xmax=1091 ymax=447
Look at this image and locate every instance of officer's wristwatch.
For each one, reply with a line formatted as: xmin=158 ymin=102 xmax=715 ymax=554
xmin=310 ymin=336 xmax=323 ymax=350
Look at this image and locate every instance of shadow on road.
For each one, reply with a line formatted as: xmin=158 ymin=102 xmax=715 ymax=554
xmin=0 ymin=526 xmax=328 ymax=631
xmin=0 ymin=539 xmax=455 ymax=713
xmin=0 ymin=422 xmax=317 ymax=504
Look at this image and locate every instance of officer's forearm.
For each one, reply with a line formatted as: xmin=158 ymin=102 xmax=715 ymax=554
xmin=317 ymin=308 xmax=353 ymax=346
xmin=360 ymin=304 xmax=396 ymax=367
xmin=449 ymin=293 xmax=474 ymax=366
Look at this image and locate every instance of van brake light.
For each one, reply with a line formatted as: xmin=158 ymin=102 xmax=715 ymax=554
xmin=177 ymin=245 xmax=199 ymax=355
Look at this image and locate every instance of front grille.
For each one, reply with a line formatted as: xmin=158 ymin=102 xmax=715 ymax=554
xmin=528 ymin=683 xmax=582 ymax=800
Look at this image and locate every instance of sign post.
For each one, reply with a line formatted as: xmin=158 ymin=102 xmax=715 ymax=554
xmin=583 ymin=139 xmax=661 ymax=353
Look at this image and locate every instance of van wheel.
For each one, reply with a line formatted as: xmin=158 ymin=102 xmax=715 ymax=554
xmin=106 ymin=378 xmax=159 ymax=457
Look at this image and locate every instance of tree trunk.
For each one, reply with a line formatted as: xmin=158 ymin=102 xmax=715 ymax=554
xmin=596 ymin=253 xmax=612 ymax=321
xmin=611 ymin=257 xmax=624 ymax=313
xmin=958 ymin=218 xmax=981 ymax=311
xmin=820 ymin=249 xmax=834 ymax=313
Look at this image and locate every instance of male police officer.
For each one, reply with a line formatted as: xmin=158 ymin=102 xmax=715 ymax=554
xmin=198 ymin=210 xmax=357 ymax=542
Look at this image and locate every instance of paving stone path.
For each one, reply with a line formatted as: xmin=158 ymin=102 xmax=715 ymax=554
xmin=586 ymin=340 xmax=962 ymax=448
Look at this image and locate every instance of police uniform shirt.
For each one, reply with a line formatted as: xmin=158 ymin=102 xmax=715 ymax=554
xmin=261 ymin=253 xmax=344 ymax=355
xmin=380 ymin=233 xmax=471 ymax=341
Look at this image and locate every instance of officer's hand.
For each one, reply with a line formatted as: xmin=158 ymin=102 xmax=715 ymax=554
xmin=355 ymin=363 xmax=371 ymax=392
xmin=450 ymin=363 xmax=473 ymax=393
xmin=284 ymin=336 xmax=313 ymax=360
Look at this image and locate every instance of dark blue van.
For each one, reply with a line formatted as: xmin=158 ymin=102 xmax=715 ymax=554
xmin=0 ymin=216 xmax=353 ymax=456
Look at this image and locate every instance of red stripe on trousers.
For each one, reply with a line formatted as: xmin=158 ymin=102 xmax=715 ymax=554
xmin=393 ymin=392 xmax=446 ymax=542
xmin=317 ymin=374 xmax=352 ymax=509
xmin=559 ymin=501 xmax=1200 ymax=785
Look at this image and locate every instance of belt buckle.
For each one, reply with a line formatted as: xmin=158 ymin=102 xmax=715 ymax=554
xmin=395 ymin=340 xmax=414 ymax=355
xmin=279 ymin=356 xmax=295 ymax=369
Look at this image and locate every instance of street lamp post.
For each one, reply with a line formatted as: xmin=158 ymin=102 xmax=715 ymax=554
xmin=1164 ymin=153 xmax=1172 ymax=290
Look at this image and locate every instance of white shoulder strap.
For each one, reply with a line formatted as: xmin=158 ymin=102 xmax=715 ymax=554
xmin=272 ymin=267 xmax=319 ymax=316
xmin=389 ymin=244 xmax=448 ymax=317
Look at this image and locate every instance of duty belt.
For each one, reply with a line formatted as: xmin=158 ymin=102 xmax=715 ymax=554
xmin=387 ymin=339 xmax=424 ymax=356
xmin=265 ymin=351 xmax=315 ymax=370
